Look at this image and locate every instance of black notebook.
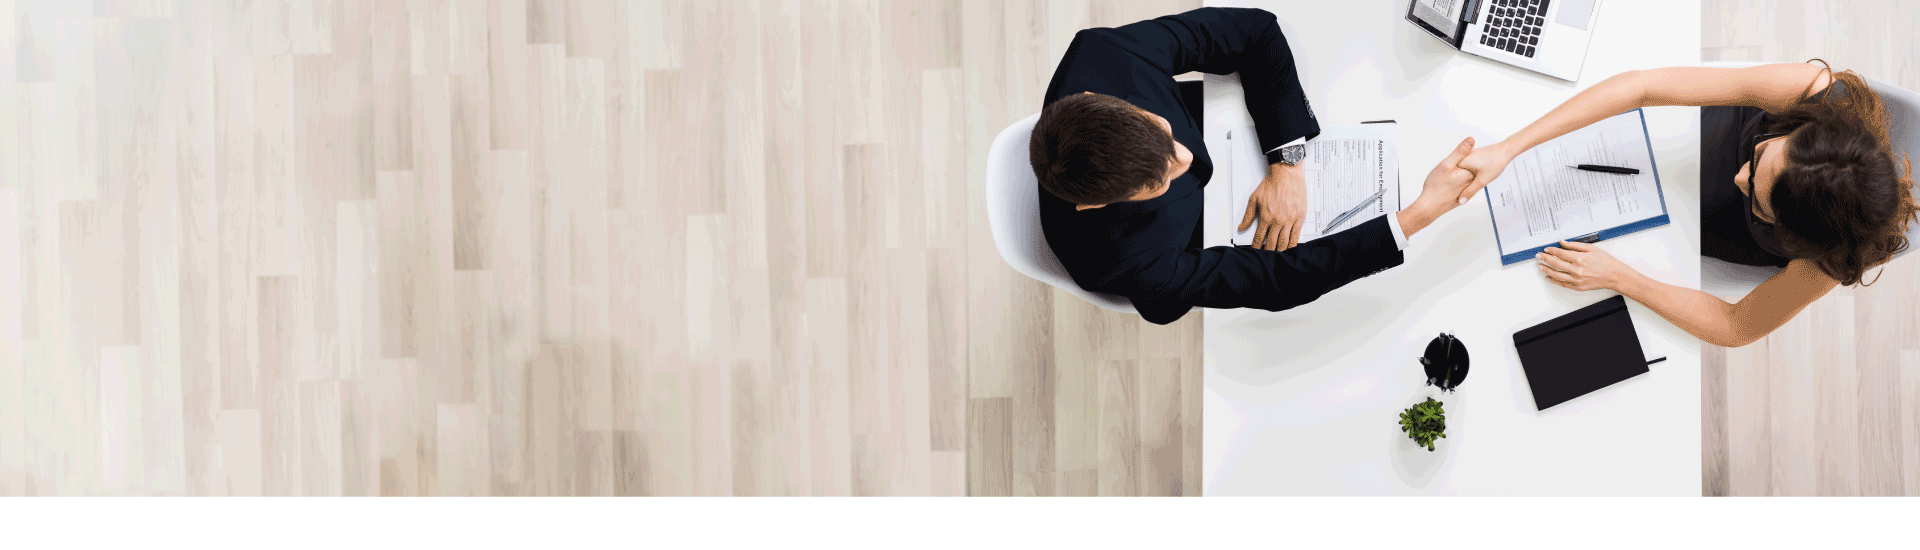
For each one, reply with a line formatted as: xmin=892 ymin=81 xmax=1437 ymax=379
xmin=1512 ymin=295 xmax=1650 ymax=411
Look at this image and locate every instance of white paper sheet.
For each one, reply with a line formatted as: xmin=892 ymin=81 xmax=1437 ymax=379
xmin=1411 ymin=0 xmax=1466 ymax=38
xmin=1219 ymin=124 xmax=1400 ymax=246
xmin=1484 ymin=110 xmax=1665 ymax=257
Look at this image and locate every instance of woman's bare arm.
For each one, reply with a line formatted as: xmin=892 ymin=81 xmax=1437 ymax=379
xmin=1458 ymin=63 xmax=1834 ymax=202
xmin=1512 ymin=64 xmax=1831 ymax=151
xmin=1615 ymin=259 xmax=1838 ymax=348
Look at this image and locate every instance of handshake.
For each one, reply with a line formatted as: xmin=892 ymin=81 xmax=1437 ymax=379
xmin=1394 ymin=136 xmax=1520 ymax=241
xmin=1237 ymin=136 xmax=1520 ymax=251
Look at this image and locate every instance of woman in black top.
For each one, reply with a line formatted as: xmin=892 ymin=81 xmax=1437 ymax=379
xmin=1455 ymin=61 xmax=1917 ymax=347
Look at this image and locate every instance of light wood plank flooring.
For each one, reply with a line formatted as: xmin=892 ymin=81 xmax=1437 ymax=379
xmin=1702 ymin=0 xmax=1920 ymax=496
xmin=0 ymin=0 xmax=1202 ymax=495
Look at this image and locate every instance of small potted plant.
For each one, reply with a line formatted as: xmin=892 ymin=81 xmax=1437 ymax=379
xmin=1398 ymin=397 xmax=1447 ymax=452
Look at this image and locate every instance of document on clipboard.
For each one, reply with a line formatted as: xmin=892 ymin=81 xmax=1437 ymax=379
xmin=1212 ymin=122 xmax=1400 ymax=246
xmin=1483 ymin=109 xmax=1669 ymax=265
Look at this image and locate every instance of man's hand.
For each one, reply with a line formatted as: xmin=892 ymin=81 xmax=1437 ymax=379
xmin=1238 ymin=163 xmax=1308 ymax=251
xmin=1397 ymin=137 xmax=1478 ymax=238
xmin=1455 ymin=140 xmax=1517 ymax=204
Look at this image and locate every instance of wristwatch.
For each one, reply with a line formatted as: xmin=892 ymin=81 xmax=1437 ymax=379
xmin=1266 ymin=143 xmax=1306 ymax=166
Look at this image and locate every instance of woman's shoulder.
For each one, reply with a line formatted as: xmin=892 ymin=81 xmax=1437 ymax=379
xmin=1745 ymin=64 xmax=1839 ymax=116
xmin=1806 ymin=72 xmax=1845 ymax=102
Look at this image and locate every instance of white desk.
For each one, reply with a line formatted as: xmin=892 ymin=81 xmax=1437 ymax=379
xmin=1201 ymin=0 xmax=1702 ymax=495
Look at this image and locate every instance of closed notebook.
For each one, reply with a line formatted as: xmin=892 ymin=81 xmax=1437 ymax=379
xmin=1511 ymin=295 xmax=1650 ymax=411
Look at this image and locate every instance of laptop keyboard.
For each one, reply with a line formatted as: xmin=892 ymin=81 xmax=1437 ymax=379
xmin=1478 ymin=0 xmax=1548 ymax=58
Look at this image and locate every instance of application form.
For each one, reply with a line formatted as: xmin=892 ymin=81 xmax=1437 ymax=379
xmin=1218 ymin=123 xmax=1400 ymax=246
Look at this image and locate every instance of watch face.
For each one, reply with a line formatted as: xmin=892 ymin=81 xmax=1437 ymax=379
xmin=1281 ymin=144 xmax=1305 ymax=165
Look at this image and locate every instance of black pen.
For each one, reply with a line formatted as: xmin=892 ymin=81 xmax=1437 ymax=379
xmin=1570 ymin=164 xmax=1640 ymax=175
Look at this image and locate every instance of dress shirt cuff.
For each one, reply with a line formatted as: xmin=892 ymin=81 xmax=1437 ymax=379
xmin=1262 ymin=136 xmax=1308 ymax=155
xmin=1385 ymin=209 xmax=1409 ymax=251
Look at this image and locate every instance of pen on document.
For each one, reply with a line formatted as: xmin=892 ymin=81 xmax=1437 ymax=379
xmin=1570 ymin=164 xmax=1641 ymax=175
xmin=1321 ymin=189 xmax=1385 ymax=234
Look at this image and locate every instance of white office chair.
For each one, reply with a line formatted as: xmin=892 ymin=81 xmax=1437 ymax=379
xmin=985 ymin=113 xmax=1138 ymax=314
xmin=1698 ymin=61 xmax=1920 ymax=298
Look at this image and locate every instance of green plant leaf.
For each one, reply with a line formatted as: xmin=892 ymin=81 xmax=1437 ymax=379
xmin=1398 ymin=397 xmax=1449 ymax=451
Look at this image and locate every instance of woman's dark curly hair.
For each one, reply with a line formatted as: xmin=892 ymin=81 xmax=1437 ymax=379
xmin=1767 ymin=60 xmax=1919 ymax=285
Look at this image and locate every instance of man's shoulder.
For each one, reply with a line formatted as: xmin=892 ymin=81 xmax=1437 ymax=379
xmin=1055 ymin=28 xmax=1137 ymax=73
xmin=1044 ymin=29 xmax=1167 ymax=104
xmin=1062 ymin=26 xmax=1167 ymax=68
xmin=1068 ymin=27 xmax=1118 ymax=49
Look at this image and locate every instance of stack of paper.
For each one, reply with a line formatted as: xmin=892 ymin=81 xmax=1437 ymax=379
xmin=1218 ymin=123 xmax=1401 ymax=246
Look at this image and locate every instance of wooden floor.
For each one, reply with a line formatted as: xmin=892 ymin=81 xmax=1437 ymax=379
xmin=0 ymin=0 xmax=1203 ymax=496
xmin=1701 ymin=0 xmax=1920 ymax=496
xmin=24 ymin=0 xmax=1911 ymax=499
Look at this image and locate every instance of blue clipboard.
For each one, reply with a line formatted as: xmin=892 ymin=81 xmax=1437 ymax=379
xmin=1487 ymin=108 xmax=1669 ymax=265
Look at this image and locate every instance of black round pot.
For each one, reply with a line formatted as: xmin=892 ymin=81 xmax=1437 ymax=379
xmin=1420 ymin=332 xmax=1469 ymax=392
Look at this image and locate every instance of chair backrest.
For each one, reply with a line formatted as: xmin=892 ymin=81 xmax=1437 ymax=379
xmin=1703 ymin=61 xmax=1920 ymax=260
xmin=985 ymin=113 xmax=1138 ymax=314
xmin=1872 ymin=75 xmax=1920 ymax=260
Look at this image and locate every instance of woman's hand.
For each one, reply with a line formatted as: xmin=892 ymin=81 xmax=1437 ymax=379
xmin=1455 ymin=140 xmax=1518 ymax=204
xmin=1536 ymin=240 xmax=1639 ymax=291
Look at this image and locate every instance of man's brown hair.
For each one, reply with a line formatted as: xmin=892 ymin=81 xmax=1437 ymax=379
xmin=1028 ymin=92 xmax=1175 ymax=206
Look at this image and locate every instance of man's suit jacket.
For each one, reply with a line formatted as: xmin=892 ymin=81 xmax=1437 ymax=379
xmin=1038 ymin=7 xmax=1404 ymax=325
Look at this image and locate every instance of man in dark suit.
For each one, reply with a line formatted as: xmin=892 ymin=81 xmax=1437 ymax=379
xmin=1031 ymin=7 xmax=1479 ymax=325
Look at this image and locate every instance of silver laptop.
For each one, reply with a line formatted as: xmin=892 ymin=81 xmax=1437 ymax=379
xmin=1405 ymin=0 xmax=1602 ymax=81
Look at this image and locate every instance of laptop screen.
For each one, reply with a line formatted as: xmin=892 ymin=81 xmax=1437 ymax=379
xmin=1407 ymin=0 xmax=1474 ymax=46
